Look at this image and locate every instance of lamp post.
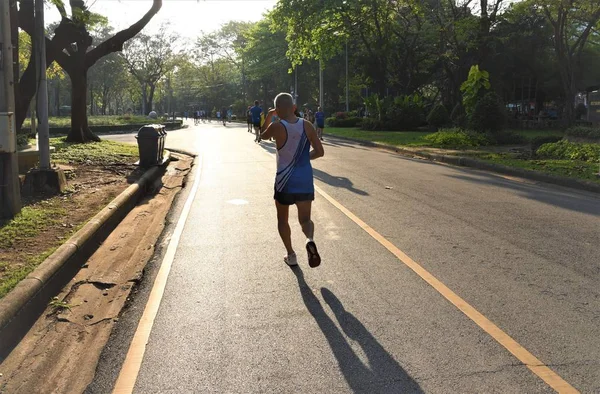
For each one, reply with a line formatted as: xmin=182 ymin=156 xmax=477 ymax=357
xmin=319 ymin=60 xmax=323 ymax=109
xmin=346 ymin=40 xmax=350 ymax=112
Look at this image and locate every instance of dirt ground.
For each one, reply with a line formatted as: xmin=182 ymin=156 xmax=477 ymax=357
xmin=0 ymin=155 xmax=193 ymax=394
xmin=0 ymin=163 xmax=144 ymax=295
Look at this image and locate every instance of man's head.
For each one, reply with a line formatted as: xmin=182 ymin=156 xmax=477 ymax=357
xmin=274 ymin=93 xmax=295 ymax=117
xmin=318 ymin=106 xmax=322 ymax=112
xmin=254 ymin=100 xmax=259 ymax=106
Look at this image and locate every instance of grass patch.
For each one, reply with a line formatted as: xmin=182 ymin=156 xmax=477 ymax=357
xmin=0 ymin=203 xmax=65 ymax=249
xmin=463 ymin=152 xmax=600 ymax=183
xmin=0 ymin=247 xmax=59 ymax=299
xmin=0 ymin=200 xmax=66 ymax=298
xmin=326 ymin=127 xmax=430 ymax=147
xmin=50 ymin=137 xmax=138 ymax=165
xmin=23 ymin=115 xmax=162 ymax=128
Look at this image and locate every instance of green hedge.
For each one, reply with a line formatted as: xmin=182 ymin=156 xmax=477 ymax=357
xmin=536 ymin=140 xmax=600 ymax=162
xmin=424 ymin=128 xmax=489 ymax=148
xmin=326 ymin=117 xmax=362 ymax=127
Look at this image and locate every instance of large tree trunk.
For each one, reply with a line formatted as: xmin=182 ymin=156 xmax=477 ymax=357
xmin=67 ymin=69 xmax=100 ymax=142
xmin=146 ymin=83 xmax=156 ymax=113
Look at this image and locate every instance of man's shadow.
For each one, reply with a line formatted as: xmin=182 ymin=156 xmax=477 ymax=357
xmin=291 ymin=267 xmax=423 ymax=393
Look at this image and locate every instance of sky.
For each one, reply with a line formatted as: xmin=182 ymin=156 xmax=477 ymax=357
xmin=46 ymin=0 xmax=278 ymax=38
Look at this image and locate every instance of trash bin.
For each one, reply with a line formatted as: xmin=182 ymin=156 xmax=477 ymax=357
xmin=136 ymin=124 xmax=164 ymax=167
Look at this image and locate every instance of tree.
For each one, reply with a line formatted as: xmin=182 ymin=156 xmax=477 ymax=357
xmin=539 ymin=0 xmax=600 ymax=124
xmin=15 ymin=0 xmax=89 ymax=132
xmin=47 ymin=0 xmax=162 ymax=142
xmin=122 ymin=26 xmax=178 ymax=115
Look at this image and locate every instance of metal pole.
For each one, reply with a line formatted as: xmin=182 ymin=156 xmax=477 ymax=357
xmin=345 ymin=40 xmax=349 ymax=112
xmin=319 ymin=60 xmax=323 ymax=109
xmin=35 ymin=0 xmax=50 ymax=169
xmin=0 ymin=0 xmax=21 ymax=218
xmin=294 ymin=65 xmax=298 ymax=104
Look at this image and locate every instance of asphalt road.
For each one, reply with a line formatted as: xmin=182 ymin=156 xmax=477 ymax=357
xmin=99 ymin=121 xmax=600 ymax=393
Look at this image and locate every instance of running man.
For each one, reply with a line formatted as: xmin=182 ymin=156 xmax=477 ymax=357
xmin=260 ymin=93 xmax=325 ymax=267
xmin=250 ymin=100 xmax=262 ymax=142
xmin=315 ymin=106 xmax=325 ymax=141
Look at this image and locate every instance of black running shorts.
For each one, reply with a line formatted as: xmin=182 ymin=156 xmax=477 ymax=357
xmin=274 ymin=189 xmax=315 ymax=206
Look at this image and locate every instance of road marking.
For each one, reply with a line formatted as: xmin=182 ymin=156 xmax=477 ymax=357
xmin=313 ymin=184 xmax=578 ymax=393
xmin=112 ymin=155 xmax=203 ymax=394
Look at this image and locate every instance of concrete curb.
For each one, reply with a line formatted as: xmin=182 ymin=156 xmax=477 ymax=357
xmin=166 ymin=147 xmax=198 ymax=158
xmin=0 ymin=152 xmax=172 ymax=361
xmin=328 ymin=135 xmax=600 ymax=194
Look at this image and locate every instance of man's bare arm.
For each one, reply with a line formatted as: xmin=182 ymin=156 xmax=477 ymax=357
xmin=261 ymin=121 xmax=281 ymax=141
xmin=304 ymin=121 xmax=324 ymax=160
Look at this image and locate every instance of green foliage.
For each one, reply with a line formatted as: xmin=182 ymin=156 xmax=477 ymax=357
xmin=460 ymin=65 xmax=491 ymax=116
xmin=326 ymin=117 xmax=362 ymax=127
xmin=363 ymin=94 xmax=425 ymax=131
xmin=16 ymin=134 xmax=31 ymax=149
xmin=536 ymin=140 xmax=600 ymax=163
xmin=565 ymin=126 xmax=600 ymax=141
xmin=360 ymin=118 xmax=386 ymax=131
xmin=387 ymin=95 xmax=426 ymax=131
xmin=424 ymin=128 xmax=489 ymax=148
xmin=426 ymin=104 xmax=450 ymax=128
xmin=531 ymin=135 xmax=563 ymax=152
xmin=467 ymin=92 xmax=506 ymax=133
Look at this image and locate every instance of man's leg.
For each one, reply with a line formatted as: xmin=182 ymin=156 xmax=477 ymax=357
xmin=276 ymin=201 xmax=294 ymax=255
xmin=296 ymin=201 xmax=314 ymax=240
xmin=297 ymin=200 xmax=321 ymax=267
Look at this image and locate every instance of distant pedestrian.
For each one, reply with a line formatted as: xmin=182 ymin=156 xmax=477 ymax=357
xmin=250 ymin=100 xmax=263 ymax=142
xmin=247 ymin=106 xmax=253 ymax=132
xmin=260 ymin=93 xmax=325 ymax=268
xmin=315 ymin=106 xmax=325 ymax=141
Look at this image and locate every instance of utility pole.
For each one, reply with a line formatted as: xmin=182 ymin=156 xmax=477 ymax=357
xmin=35 ymin=0 xmax=50 ymax=169
xmin=345 ymin=40 xmax=349 ymax=112
xmin=0 ymin=0 xmax=21 ymax=218
xmin=294 ymin=65 xmax=298 ymax=104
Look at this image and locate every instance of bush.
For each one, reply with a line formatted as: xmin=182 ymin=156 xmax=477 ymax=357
xmin=531 ymin=136 xmax=563 ymax=153
xmin=327 ymin=117 xmax=362 ymax=127
xmin=386 ymin=94 xmax=426 ymax=131
xmin=565 ymin=126 xmax=600 ymax=141
xmin=467 ymin=91 xmax=506 ymax=133
xmin=427 ymin=104 xmax=450 ymax=129
xmin=536 ymin=140 xmax=600 ymax=163
xmin=334 ymin=112 xmax=348 ymax=119
xmin=424 ymin=128 xmax=489 ymax=148
xmin=17 ymin=134 xmax=30 ymax=149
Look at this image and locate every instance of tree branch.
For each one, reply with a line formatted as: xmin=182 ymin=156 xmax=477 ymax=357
xmin=85 ymin=0 xmax=162 ymax=69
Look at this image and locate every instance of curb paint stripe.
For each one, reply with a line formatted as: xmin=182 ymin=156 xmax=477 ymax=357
xmin=112 ymin=155 xmax=203 ymax=394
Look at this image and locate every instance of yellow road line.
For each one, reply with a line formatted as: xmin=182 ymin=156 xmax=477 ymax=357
xmin=313 ymin=184 xmax=578 ymax=393
xmin=112 ymin=155 xmax=203 ymax=394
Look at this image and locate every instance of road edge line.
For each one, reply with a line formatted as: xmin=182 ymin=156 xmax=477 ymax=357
xmin=112 ymin=154 xmax=203 ymax=394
